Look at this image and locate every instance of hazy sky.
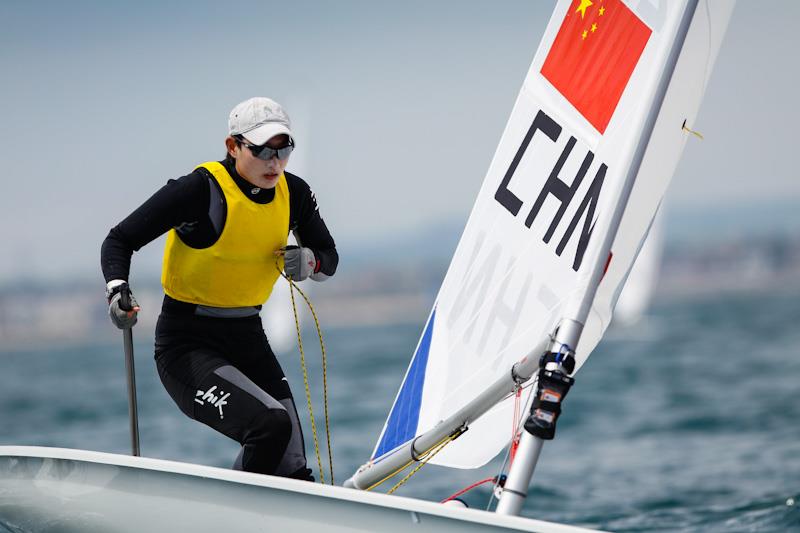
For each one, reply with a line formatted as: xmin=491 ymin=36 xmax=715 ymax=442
xmin=0 ymin=1 xmax=796 ymax=283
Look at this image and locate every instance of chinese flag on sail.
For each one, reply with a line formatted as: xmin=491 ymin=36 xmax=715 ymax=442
xmin=541 ymin=0 xmax=651 ymax=134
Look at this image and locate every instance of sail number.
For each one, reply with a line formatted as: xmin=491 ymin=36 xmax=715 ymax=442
xmin=494 ymin=110 xmax=606 ymax=272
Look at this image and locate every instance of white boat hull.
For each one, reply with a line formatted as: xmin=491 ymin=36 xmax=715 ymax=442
xmin=0 ymin=447 xmax=600 ymax=533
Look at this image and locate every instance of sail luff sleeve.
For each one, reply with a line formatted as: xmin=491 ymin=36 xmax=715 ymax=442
xmin=560 ymin=0 xmax=700 ymax=332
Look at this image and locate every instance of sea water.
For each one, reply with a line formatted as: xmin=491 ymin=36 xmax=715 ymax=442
xmin=0 ymin=287 xmax=798 ymax=532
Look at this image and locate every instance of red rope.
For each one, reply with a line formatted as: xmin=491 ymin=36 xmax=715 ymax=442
xmin=509 ymin=387 xmax=522 ymax=464
xmin=440 ymin=477 xmax=496 ymax=503
xmin=440 ymin=388 xmax=526 ymax=505
xmin=439 ymin=388 xmax=526 ymax=505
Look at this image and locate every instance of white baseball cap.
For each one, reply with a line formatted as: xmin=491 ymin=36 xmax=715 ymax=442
xmin=228 ymin=97 xmax=293 ymax=146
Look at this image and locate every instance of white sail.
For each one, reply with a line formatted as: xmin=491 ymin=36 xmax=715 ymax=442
xmin=372 ymin=0 xmax=734 ymax=469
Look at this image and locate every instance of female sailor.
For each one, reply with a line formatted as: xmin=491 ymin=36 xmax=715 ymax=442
xmin=100 ymin=97 xmax=338 ymax=480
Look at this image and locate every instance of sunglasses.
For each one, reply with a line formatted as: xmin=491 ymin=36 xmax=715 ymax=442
xmin=236 ymin=136 xmax=294 ymax=160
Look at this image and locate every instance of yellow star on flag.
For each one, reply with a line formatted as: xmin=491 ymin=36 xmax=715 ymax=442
xmin=575 ymin=0 xmax=593 ymax=19
xmin=599 ymin=6 xmax=605 ymax=16
xmin=591 ymin=23 xmax=598 ymax=32
xmin=582 ymin=29 xmax=588 ymax=39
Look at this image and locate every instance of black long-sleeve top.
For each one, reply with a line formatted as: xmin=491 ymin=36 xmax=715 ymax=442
xmin=101 ymin=158 xmax=338 ymax=285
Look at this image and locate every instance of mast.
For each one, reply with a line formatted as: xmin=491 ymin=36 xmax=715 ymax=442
xmin=495 ymin=0 xmax=700 ymax=516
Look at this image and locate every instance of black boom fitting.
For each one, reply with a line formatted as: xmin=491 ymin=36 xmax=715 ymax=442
xmin=523 ymin=349 xmax=575 ymax=440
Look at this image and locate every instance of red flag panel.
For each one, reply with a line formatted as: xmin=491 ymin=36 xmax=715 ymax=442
xmin=541 ymin=0 xmax=652 ymax=134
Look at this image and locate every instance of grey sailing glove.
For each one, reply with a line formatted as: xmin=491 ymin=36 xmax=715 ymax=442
xmin=281 ymin=245 xmax=317 ymax=281
xmin=106 ymin=280 xmax=140 ymax=329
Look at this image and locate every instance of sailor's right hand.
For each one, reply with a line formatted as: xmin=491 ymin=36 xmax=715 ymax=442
xmin=106 ymin=280 xmax=140 ymax=329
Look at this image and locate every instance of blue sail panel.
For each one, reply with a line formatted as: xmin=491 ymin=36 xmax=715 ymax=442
xmin=373 ymin=309 xmax=436 ymax=459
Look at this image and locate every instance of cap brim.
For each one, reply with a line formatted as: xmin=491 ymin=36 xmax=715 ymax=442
xmin=241 ymin=123 xmax=293 ymax=145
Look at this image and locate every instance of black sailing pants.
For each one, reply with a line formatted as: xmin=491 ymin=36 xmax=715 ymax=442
xmin=154 ymin=311 xmax=312 ymax=480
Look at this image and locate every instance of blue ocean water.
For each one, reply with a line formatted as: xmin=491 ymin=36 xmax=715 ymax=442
xmin=0 ymin=287 xmax=798 ymax=532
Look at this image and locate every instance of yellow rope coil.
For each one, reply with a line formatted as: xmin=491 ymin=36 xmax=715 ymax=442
xmin=276 ymin=260 xmax=334 ymax=485
xmin=274 ymin=253 xmax=460 ymax=491
xmin=288 ymin=276 xmax=334 ymax=485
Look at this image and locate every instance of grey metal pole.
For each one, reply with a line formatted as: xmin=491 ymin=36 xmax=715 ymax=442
xmin=495 ymin=322 xmax=580 ymax=515
xmin=496 ymin=0 xmax=700 ymax=516
xmin=122 ymin=327 xmax=141 ymax=456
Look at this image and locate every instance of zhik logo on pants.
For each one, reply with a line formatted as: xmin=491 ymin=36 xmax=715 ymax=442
xmin=195 ymin=385 xmax=230 ymax=419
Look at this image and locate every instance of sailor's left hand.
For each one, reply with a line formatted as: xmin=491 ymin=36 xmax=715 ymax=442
xmin=277 ymin=245 xmax=317 ymax=281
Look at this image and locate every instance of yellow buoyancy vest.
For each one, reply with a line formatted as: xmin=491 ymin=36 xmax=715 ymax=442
xmin=161 ymin=161 xmax=289 ymax=307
